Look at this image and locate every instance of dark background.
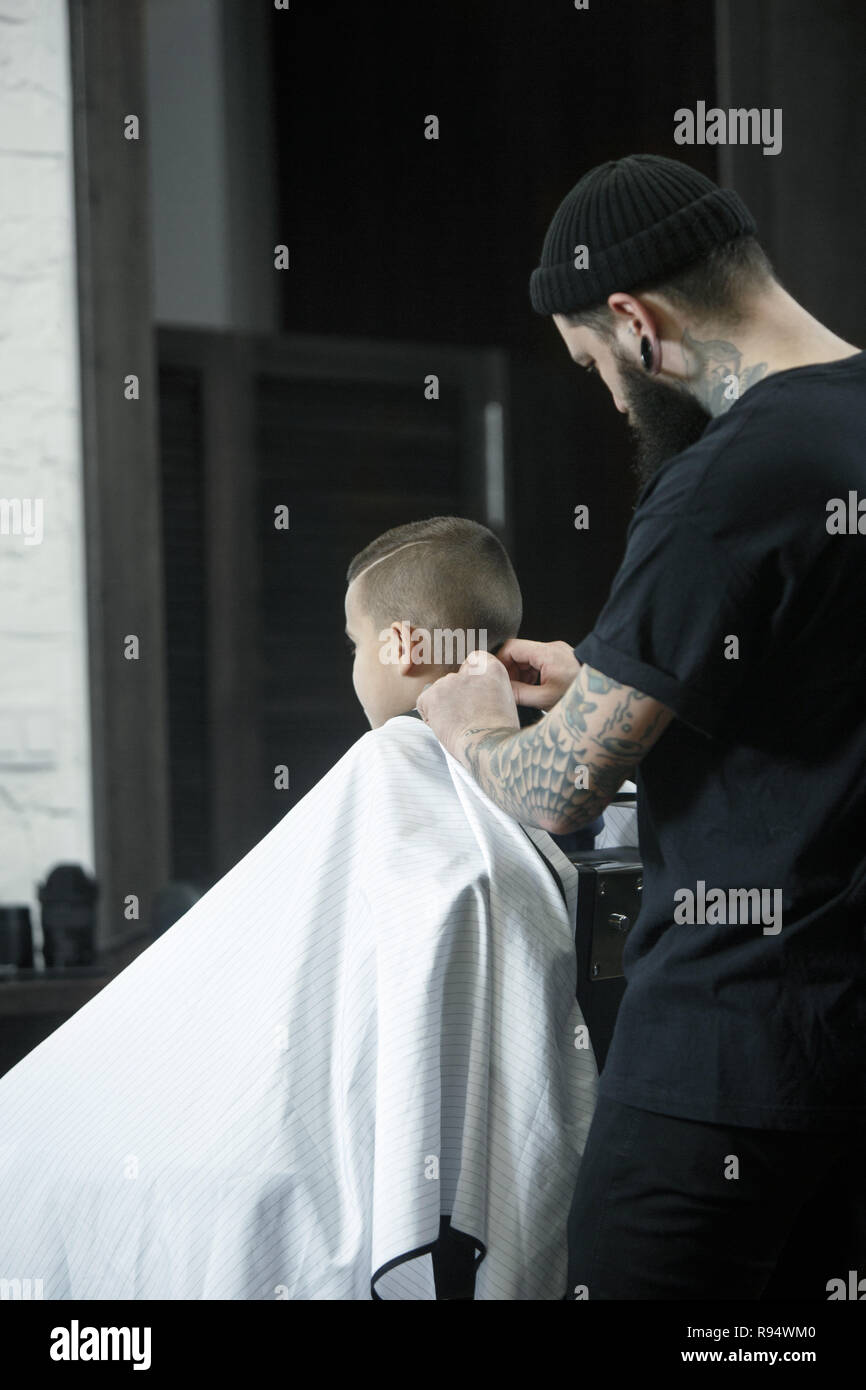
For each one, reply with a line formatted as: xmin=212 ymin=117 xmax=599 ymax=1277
xmin=5 ymin=0 xmax=862 ymax=1080
xmin=148 ymin=0 xmax=717 ymax=881
xmin=269 ymin=0 xmax=717 ymax=647
xmin=62 ymin=0 xmax=866 ymax=941
xmin=150 ymin=0 xmax=866 ymax=894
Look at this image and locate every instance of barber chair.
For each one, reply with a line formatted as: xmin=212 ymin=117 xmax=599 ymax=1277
xmin=432 ymin=795 xmax=642 ymax=1298
xmin=567 ymin=792 xmax=642 ymax=1074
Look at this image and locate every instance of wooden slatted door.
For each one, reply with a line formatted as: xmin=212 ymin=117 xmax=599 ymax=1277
xmin=157 ymin=329 xmax=509 ymax=889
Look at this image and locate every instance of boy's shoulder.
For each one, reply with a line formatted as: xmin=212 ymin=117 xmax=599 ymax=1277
xmin=354 ymin=712 xmax=449 ymax=784
xmin=367 ymin=712 xmax=441 ymax=755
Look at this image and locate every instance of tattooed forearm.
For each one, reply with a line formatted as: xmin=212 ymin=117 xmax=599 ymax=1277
xmin=460 ymin=663 xmax=673 ymax=833
xmin=681 ymin=327 xmax=768 ymax=417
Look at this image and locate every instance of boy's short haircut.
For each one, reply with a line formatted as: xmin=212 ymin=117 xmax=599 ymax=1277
xmin=347 ymin=516 xmax=522 ymax=654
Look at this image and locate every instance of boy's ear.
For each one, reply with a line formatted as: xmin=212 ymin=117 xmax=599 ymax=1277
xmin=391 ymin=620 xmax=434 ymax=677
xmin=388 ymin=620 xmax=415 ymax=676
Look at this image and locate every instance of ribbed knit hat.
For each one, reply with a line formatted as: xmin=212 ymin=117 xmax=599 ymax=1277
xmin=529 ymin=154 xmax=757 ymax=315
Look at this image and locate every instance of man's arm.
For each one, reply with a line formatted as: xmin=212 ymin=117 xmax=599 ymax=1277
xmin=418 ymin=655 xmax=673 ymax=833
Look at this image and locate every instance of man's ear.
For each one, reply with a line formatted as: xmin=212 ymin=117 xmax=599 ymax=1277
xmin=607 ymin=291 xmax=660 ymax=346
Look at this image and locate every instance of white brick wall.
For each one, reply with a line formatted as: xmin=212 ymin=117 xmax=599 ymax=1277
xmin=0 ymin=0 xmax=94 ymax=952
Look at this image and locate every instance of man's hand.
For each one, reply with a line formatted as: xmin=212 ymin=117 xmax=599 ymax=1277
xmin=416 ymin=650 xmax=519 ymax=762
xmin=420 ymin=659 xmax=673 ymax=834
xmin=497 ymin=638 xmax=580 ymax=709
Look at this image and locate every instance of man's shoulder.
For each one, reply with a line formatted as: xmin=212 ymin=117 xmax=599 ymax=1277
xmin=638 ymin=358 xmax=866 ymax=524
xmin=634 ymin=391 xmax=778 ymax=517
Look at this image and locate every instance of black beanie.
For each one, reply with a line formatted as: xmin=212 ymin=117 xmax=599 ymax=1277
xmin=529 ymin=153 xmax=757 ymax=316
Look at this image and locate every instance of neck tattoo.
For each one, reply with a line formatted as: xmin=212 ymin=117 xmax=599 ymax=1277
xmin=681 ymin=327 xmax=768 ymax=416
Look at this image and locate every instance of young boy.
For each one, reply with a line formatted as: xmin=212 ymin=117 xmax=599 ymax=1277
xmin=345 ymin=516 xmax=605 ymax=853
xmin=0 ymin=517 xmax=597 ymax=1301
xmin=344 ymin=514 xmax=521 ymax=728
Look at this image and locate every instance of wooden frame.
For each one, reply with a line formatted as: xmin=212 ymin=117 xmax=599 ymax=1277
xmin=157 ymin=326 xmax=511 ymax=874
xmin=69 ymin=0 xmax=170 ymax=949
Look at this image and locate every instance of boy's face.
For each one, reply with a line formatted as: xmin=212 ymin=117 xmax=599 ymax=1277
xmin=345 ymin=577 xmax=419 ymax=729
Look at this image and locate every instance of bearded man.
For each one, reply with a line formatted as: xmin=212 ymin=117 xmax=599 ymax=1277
xmin=418 ymin=153 xmax=866 ymax=1300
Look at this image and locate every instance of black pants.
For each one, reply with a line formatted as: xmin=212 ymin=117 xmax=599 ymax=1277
xmin=566 ymin=1096 xmax=866 ymax=1300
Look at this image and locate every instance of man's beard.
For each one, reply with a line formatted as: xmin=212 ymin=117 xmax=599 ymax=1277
xmin=613 ymin=347 xmax=713 ymax=491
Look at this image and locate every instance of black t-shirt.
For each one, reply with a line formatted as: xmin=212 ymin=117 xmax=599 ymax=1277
xmin=574 ymin=349 xmax=866 ymax=1132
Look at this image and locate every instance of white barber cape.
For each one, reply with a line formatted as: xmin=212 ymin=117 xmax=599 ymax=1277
xmin=0 ymin=715 xmax=597 ymax=1300
xmin=595 ymin=781 xmax=639 ymax=850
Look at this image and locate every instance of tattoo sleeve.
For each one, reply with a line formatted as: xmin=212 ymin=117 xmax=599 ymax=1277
xmin=461 ymin=663 xmax=672 ymax=833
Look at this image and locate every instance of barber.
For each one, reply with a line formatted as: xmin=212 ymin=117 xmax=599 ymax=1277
xmin=418 ymin=154 xmax=866 ymax=1300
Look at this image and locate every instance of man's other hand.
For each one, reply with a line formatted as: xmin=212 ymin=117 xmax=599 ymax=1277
xmin=496 ymin=638 xmax=580 ymax=709
xmin=416 ymin=650 xmax=519 ymax=761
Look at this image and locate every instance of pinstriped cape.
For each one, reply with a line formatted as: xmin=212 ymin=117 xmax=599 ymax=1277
xmin=0 ymin=716 xmax=596 ymax=1300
